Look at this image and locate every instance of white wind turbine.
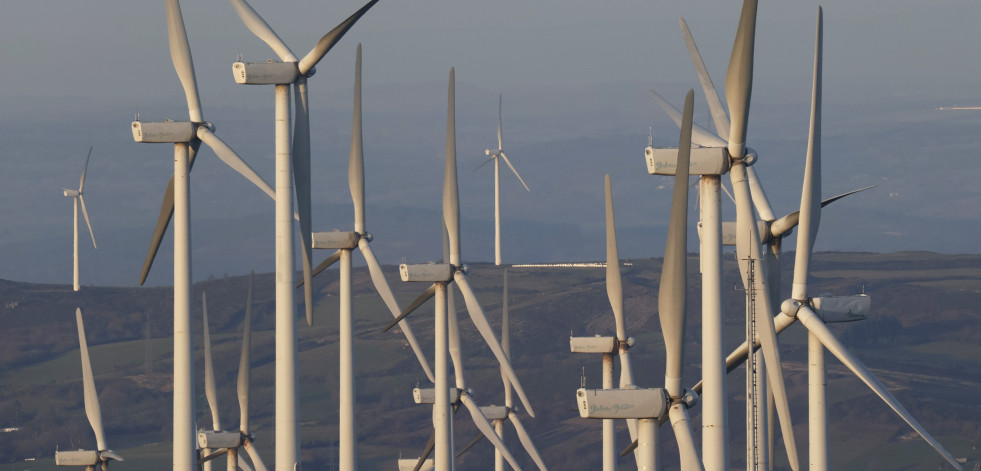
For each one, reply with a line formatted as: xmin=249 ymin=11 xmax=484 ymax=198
xmin=642 ymin=2 xmax=801 ymax=468
xmin=197 ymin=274 xmax=268 ymax=471
xmin=774 ymin=10 xmax=962 ymax=470
xmin=228 ymin=3 xmax=377 ymax=468
xmin=55 ymin=308 xmax=124 ymax=470
xmin=568 ymin=187 xmax=646 ymax=470
xmin=130 ymin=2 xmax=280 ymax=468
xmin=228 ymin=0 xmax=378 ymax=327
xmin=648 ymin=9 xmax=876 ymax=467
xmin=579 ymin=92 xmax=702 ymax=471
xmin=304 ymin=45 xmax=435 ymax=471
xmin=454 ymin=267 xmax=549 ymax=471
xmin=62 ymin=147 xmax=97 ymax=292
xmin=476 ymin=95 xmax=530 ymax=266
xmin=396 ymin=68 xmax=538 ymax=471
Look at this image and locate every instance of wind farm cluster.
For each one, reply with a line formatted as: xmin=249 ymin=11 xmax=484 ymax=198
xmin=49 ymin=1 xmax=968 ymax=471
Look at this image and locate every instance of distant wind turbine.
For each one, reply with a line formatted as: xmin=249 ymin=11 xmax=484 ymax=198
xmin=62 ymin=147 xmax=97 ymax=292
xmin=476 ymin=95 xmax=530 ymax=266
xmin=55 ymin=308 xmax=124 ymax=470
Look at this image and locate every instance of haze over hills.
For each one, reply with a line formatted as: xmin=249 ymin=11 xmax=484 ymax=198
xmin=0 ymin=251 xmax=978 ymax=470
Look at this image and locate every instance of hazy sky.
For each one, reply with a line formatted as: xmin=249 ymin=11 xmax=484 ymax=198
xmin=1 ymin=0 xmax=979 ymax=286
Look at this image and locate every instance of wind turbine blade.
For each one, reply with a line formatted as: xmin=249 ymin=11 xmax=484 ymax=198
xmin=499 ymin=152 xmax=530 ymax=192
xmin=100 ymin=450 xmax=124 ymax=462
xmin=501 ymin=268 xmax=512 ymax=408
xmin=298 ymin=0 xmax=379 ymax=75
xmin=456 ymin=432 xmax=484 ymax=458
xmin=238 ymin=458 xmax=254 ymax=471
xmin=197 ymin=127 xmax=275 ymax=200
xmin=202 ymin=293 xmax=221 ymax=431
xmin=242 ymin=438 xmax=268 ymax=471
xmin=792 ymin=7 xmax=823 ymax=302
xmin=383 ymin=283 xmax=436 ymax=332
xmin=79 ymin=146 xmax=93 ymax=192
xmin=770 ymin=186 xmax=876 ymax=239
xmin=461 ymin=395 xmax=523 ymax=471
xmin=668 ymin=404 xmax=704 ymax=471
xmin=292 ymin=78 xmax=314 ymax=327
xmin=679 ymin=17 xmax=730 ymax=141
xmin=360 ymin=241 xmax=435 ymax=383
xmin=238 ymin=272 xmax=254 ymax=433
xmin=299 ymin=250 xmax=343 ymax=287
xmin=165 ymin=0 xmax=203 ymax=123
xmin=138 ymin=142 xmax=200 ymax=286
xmin=724 ymin=0 xmax=758 ymax=157
xmin=796 ymin=306 xmax=963 ymax=471
xmin=746 ymin=166 xmax=775 ymax=221
xmin=79 ymin=195 xmax=97 ymax=249
xmin=473 ymin=156 xmax=496 ymax=173
xmin=454 ymin=272 xmax=536 ymax=418
xmin=509 ymin=412 xmax=549 ymax=470
xmin=348 ymin=46 xmax=367 ymax=236
xmin=447 ymin=283 xmax=466 ymax=389
xmin=648 ymin=90 xmax=728 ymax=148
xmin=660 ymin=89 xmax=694 ymax=397
xmin=413 ymin=431 xmax=437 ymax=471
xmin=76 ymin=308 xmax=107 ymax=451
xmin=443 ymin=68 xmax=461 ymax=266
xmin=497 ymin=94 xmax=503 ymax=150
xmin=228 ymin=0 xmax=297 ymax=62
xmin=604 ymin=175 xmax=627 ymax=342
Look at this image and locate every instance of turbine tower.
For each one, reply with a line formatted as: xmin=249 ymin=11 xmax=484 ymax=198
xmin=62 ymin=147 xmax=97 ymax=292
xmin=227 ymin=2 xmax=378 ymax=468
xmin=477 ymin=95 xmax=530 ymax=266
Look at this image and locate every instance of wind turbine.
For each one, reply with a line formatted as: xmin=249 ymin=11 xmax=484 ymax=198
xmin=580 ymin=91 xmax=702 ymax=471
xmin=568 ymin=192 xmax=644 ymax=471
xmin=129 ymin=2 xmax=279 ymax=468
xmin=775 ymin=10 xmax=962 ymax=470
xmin=229 ymin=0 xmax=378 ymax=328
xmin=455 ymin=268 xmax=549 ymax=471
xmin=476 ymin=95 xmax=530 ymax=266
xmin=55 ymin=308 xmax=124 ymax=470
xmin=396 ymin=68 xmax=538 ymax=471
xmin=304 ymin=45 xmax=435 ymax=470
xmin=196 ymin=275 xmax=268 ymax=471
xmin=228 ymin=2 xmax=377 ymax=468
xmin=642 ymin=2 xmax=801 ymax=468
xmin=62 ymin=147 xmax=97 ymax=292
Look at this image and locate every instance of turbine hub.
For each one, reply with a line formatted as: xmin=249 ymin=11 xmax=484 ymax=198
xmin=361 ymin=231 xmax=373 ymax=243
xmin=780 ymin=298 xmax=803 ymax=317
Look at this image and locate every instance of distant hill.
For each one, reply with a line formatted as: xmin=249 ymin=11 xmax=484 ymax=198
xmin=0 ymin=252 xmax=979 ymax=470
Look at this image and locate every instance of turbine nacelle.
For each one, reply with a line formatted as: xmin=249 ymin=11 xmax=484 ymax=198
xmin=644 ymin=146 xmax=759 ymax=176
xmin=197 ymin=430 xmax=248 ymax=449
xmin=485 ymin=148 xmax=501 ymax=157
xmin=781 ymin=294 xmax=871 ymax=324
xmin=569 ymin=335 xmax=633 ymax=354
xmin=131 ymin=120 xmax=196 ymax=143
xmin=412 ymin=387 xmax=464 ymax=405
xmin=399 ymin=263 xmax=455 ymax=282
xmin=55 ymin=449 xmax=122 ymax=467
xmin=232 ymin=61 xmax=299 ymax=85
xmin=479 ymin=405 xmax=509 ymax=421
xmin=576 ymin=387 xmax=668 ymax=420
xmin=312 ymin=230 xmax=360 ymax=250
xmin=63 ymin=189 xmax=81 ymax=198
